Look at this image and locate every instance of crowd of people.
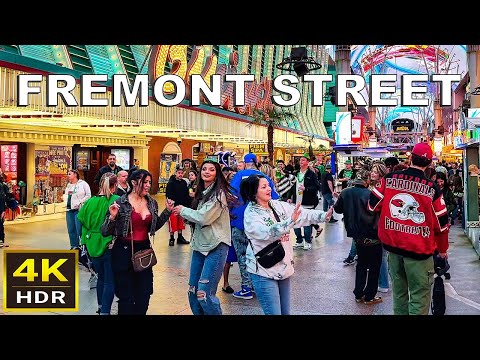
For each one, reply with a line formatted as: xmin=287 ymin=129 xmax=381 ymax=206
xmin=0 ymin=145 xmax=461 ymax=315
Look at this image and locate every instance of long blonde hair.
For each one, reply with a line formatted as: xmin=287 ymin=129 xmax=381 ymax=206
xmin=259 ymin=163 xmax=274 ymax=179
xmin=99 ymin=173 xmax=117 ymax=199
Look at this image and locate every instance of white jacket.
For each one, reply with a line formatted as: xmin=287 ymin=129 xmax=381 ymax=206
xmin=243 ymin=200 xmax=327 ymax=280
xmin=64 ymin=179 xmax=91 ymax=210
xmin=180 ymin=188 xmax=231 ymax=253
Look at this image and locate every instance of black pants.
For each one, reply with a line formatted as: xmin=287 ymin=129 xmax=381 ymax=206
xmin=0 ymin=217 xmax=4 ymax=242
xmin=111 ymin=239 xmax=153 ymax=315
xmin=353 ymin=242 xmax=383 ymax=301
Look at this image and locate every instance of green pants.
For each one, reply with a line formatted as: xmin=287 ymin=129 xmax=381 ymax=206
xmin=388 ymin=252 xmax=434 ymax=315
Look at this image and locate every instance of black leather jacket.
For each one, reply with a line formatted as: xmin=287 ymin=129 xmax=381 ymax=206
xmin=290 ymin=168 xmax=320 ymax=208
xmin=101 ymin=193 xmax=171 ymax=239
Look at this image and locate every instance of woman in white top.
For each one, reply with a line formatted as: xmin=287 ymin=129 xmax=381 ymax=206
xmin=242 ymin=174 xmax=333 ymax=315
xmin=64 ymin=169 xmax=91 ymax=249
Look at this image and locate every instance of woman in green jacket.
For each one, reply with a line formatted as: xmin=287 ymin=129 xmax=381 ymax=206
xmin=78 ymin=172 xmax=119 ymax=315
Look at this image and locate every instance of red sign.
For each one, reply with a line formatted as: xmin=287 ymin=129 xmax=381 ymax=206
xmin=351 ymin=115 xmax=365 ymax=144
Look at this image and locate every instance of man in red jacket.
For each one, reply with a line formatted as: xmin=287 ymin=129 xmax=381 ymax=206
xmin=368 ymin=142 xmax=449 ymax=315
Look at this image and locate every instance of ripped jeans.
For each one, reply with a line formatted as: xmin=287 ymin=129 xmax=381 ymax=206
xmin=188 ymin=242 xmax=229 ymax=315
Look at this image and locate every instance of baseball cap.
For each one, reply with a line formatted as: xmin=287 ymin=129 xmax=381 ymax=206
xmin=175 ymin=164 xmax=185 ymax=171
xmin=412 ymin=142 xmax=433 ymax=160
xmin=244 ymin=153 xmax=258 ymax=164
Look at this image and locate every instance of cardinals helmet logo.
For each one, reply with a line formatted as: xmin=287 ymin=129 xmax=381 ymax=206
xmin=389 ymin=193 xmax=425 ymax=224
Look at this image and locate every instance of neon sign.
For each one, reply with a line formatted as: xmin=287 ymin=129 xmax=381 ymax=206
xmin=148 ymin=45 xmax=274 ymax=116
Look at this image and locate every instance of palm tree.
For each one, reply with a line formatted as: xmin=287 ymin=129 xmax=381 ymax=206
xmin=249 ymin=107 xmax=298 ymax=165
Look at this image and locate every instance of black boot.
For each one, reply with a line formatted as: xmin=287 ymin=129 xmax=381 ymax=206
xmin=177 ymin=234 xmax=190 ymax=244
xmin=169 ymin=236 xmax=175 ymax=246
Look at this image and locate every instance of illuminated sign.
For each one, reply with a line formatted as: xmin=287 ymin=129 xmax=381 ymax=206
xmin=351 ymin=115 xmax=364 ymax=143
xmin=392 ymin=118 xmax=414 ymax=132
xmin=148 ymin=45 xmax=273 ymax=116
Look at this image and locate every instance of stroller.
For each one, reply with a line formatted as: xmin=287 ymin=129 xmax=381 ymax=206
xmin=431 ymin=251 xmax=451 ymax=315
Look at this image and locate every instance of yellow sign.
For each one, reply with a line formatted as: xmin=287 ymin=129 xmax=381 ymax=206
xmin=249 ymin=144 xmax=267 ymax=154
xmin=3 ymin=250 xmax=78 ymax=312
xmin=158 ymin=182 xmax=167 ymax=194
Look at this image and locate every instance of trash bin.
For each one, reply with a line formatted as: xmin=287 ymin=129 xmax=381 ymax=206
xmin=18 ymin=180 xmax=27 ymax=205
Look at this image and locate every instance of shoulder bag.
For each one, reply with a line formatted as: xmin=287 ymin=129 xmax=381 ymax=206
xmin=249 ymin=202 xmax=285 ymax=269
xmin=130 ymin=217 xmax=157 ymax=272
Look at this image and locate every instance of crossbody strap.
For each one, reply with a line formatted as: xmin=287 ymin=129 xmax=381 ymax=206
xmin=130 ymin=209 xmax=154 ymax=258
xmin=247 ymin=202 xmax=281 ymax=272
xmin=268 ymin=202 xmax=281 ymax=222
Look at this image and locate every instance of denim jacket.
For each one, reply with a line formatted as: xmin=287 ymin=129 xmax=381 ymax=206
xmin=101 ymin=193 xmax=171 ymax=239
xmin=180 ymin=188 xmax=231 ymax=253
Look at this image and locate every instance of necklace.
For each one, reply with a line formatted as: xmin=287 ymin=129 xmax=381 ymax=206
xmin=297 ymin=169 xmax=307 ymax=183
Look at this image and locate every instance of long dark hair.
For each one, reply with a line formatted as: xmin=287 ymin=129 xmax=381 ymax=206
xmin=435 ymin=171 xmax=449 ymax=195
xmin=191 ymin=160 xmax=236 ymax=210
xmin=127 ymin=169 xmax=152 ymax=197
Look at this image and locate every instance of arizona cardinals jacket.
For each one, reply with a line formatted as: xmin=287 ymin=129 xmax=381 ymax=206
xmin=368 ymin=167 xmax=449 ymax=259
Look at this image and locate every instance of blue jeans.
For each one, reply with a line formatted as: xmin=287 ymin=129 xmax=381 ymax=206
xmin=348 ymin=239 xmax=357 ymax=258
xmin=231 ymin=227 xmax=253 ymax=288
xmin=188 ymin=242 xmax=229 ymax=315
xmin=66 ymin=210 xmax=82 ymax=249
xmin=450 ymin=204 xmax=459 ymax=220
xmin=322 ymin=192 xmax=334 ymax=211
xmin=91 ymin=249 xmax=115 ymax=315
xmin=378 ymin=248 xmax=389 ymax=289
xmin=250 ymin=273 xmax=291 ymax=315
xmin=294 ymin=225 xmax=312 ymax=244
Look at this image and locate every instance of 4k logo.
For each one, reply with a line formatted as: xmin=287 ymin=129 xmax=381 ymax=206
xmin=3 ymin=250 xmax=78 ymax=312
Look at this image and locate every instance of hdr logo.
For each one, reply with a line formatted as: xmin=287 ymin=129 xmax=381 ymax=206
xmin=3 ymin=250 xmax=78 ymax=312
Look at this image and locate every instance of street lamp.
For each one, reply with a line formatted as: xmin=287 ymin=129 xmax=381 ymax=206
xmin=276 ymin=46 xmax=322 ymax=77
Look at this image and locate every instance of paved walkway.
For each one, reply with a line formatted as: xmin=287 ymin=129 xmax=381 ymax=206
xmin=1 ymin=196 xmax=480 ymax=315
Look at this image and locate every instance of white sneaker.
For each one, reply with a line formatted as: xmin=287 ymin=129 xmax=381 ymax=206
xmin=89 ymin=273 xmax=98 ymax=290
xmin=303 ymin=243 xmax=312 ymax=250
xmin=293 ymin=242 xmax=304 ymax=249
xmin=377 ymin=287 xmax=389 ymax=293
